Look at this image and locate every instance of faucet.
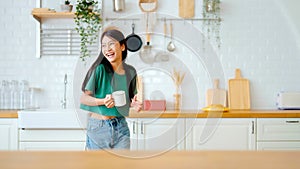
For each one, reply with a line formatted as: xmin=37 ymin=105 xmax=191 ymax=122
xmin=61 ymin=74 xmax=67 ymax=109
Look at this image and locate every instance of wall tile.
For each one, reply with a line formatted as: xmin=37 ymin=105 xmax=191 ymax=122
xmin=0 ymin=0 xmax=299 ymax=110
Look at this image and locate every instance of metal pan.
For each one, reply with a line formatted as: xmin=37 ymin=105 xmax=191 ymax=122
xmin=126 ymin=23 xmax=142 ymax=52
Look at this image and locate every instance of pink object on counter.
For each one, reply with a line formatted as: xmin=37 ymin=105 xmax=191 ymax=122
xmin=143 ymin=100 xmax=166 ymax=110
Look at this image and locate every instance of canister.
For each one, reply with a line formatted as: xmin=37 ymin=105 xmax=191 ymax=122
xmin=113 ymin=0 xmax=125 ymax=12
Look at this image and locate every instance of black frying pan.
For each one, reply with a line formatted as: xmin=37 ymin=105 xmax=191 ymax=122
xmin=126 ymin=23 xmax=143 ymax=52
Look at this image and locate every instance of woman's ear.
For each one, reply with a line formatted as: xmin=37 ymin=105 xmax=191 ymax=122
xmin=121 ymin=44 xmax=125 ymax=51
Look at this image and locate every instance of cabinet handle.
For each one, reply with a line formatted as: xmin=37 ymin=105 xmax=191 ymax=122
xmin=251 ymin=121 xmax=255 ymax=134
xmin=286 ymin=120 xmax=299 ymax=124
xmin=133 ymin=121 xmax=136 ymax=134
xmin=141 ymin=121 xmax=144 ymax=135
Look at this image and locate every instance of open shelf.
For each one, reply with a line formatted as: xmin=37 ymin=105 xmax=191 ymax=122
xmin=32 ymin=12 xmax=75 ymax=22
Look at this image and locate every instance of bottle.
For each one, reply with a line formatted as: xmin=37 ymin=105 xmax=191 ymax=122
xmin=20 ymin=80 xmax=30 ymax=109
xmin=10 ymin=80 xmax=20 ymax=109
xmin=29 ymin=87 xmax=40 ymax=109
xmin=0 ymin=81 xmax=4 ymax=109
xmin=1 ymin=80 xmax=11 ymax=109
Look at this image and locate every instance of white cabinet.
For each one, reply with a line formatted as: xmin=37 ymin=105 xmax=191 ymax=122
xmin=19 ymin=129 xmax=86 ymax=151
xmin=257 ymin=118 xmax=300 ymax=150
xmin=126 ymin=118 xmax=185 ymax=151
xmin=185 ymin=118 xmax=256 ymax=150
xmin=0 ymin=118 xmax=18 ymax=150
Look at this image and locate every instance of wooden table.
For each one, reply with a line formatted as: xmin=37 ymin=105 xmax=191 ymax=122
xmin=0 ymin=150 xmax=299 ymax=169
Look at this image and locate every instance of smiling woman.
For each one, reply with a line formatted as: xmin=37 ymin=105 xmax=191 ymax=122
xmin=79 ymin=27 xmax=143 ymax=150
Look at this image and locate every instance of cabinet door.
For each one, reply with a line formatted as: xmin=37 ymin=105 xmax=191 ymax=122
xmin=126 ymin=118 xmax=138 ymax=150
xmin=126 ymin=118 xmax=185 ymax=151
xmin=0 ymin=119 xmax=18 ymax=150
xmin=186 ymin=118 xmax=256 ymax=150
xmin=137 ymin=118 xmax=185 ymax=151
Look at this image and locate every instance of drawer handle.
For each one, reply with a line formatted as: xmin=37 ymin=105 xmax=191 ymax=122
xmin=133 ymin=121 xmax=136 ymax=134
xmin=286 ymin=120 xmax=299 ymax=124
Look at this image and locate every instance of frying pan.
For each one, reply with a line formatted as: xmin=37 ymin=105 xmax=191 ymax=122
xmin=126 ymin=23 xmax=143 ymax=52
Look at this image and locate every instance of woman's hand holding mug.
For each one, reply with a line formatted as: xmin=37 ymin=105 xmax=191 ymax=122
xmin=104 ymin=94 xmax=114 ymax=108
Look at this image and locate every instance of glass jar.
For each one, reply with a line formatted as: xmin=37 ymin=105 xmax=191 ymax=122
xmin=20 ymin=80 xmax=30 ymax=109
xmin=0 ymin=80 xmax=11 ymax=109
xmin=10 ymin=80 xmax=20 ymax=109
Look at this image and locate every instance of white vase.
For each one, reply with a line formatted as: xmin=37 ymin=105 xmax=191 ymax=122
xmin=60 ymin=4 xmax=73 ymax=12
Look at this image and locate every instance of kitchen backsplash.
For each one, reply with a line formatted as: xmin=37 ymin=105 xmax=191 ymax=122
xmin=0 ymin=0 xmax=299 ymax=110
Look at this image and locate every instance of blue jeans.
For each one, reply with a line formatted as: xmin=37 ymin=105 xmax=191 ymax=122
xmin=86 ymin=116 xmax=130 ymax=150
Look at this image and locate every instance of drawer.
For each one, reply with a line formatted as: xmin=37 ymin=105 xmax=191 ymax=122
xmin=19 ymin=129 xmax=86 ymax=141
xmin=19 ymin=142 xmax=86 ymax=151
xmin=257 ymin=142 xmax=300 ymax=150
xmin=257 ymin=118 xmax=300 ymax=141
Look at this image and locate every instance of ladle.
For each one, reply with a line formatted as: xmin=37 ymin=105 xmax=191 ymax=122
xmin=167 ymin=22 xmax=176 ymax=52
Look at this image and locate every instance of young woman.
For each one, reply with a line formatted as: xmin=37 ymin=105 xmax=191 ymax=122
xmin=80 ymin=27 xmax=142 ymax=150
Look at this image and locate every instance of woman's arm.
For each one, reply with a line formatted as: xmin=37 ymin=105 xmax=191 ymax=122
xmin=80 ymin=90 xmax=114 ymax=108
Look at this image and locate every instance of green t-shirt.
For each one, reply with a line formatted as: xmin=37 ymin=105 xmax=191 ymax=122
xmin=80 ymin=64 xmax=136 ymax=117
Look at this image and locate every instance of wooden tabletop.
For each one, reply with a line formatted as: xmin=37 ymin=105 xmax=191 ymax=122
xmin=0 ymin=150 xmax=299 ymax=169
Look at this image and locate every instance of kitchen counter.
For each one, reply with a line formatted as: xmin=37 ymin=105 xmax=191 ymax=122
xmin=129 ymin=109 xmax=300 ymax=118
xmin=1 ymin=109 xmax=300 ymax=118
xmin=0 ymin=150 xmax=299 ymax=169
xmin=0 ymin=110 xmax=18 ymax=118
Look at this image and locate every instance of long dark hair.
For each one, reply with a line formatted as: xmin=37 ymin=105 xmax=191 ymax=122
xmin=81 ymin=28 xmax=137 ymax=100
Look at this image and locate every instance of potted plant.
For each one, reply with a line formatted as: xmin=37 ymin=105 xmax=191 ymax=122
xmin=61 ymin=0 xmax=73 ymax=12
xmin=74 ymin=0 xmax=102 ymax=61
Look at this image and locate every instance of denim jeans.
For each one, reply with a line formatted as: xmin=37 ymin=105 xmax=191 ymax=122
xmin=86 ymin=116 xmax=130 ymax=150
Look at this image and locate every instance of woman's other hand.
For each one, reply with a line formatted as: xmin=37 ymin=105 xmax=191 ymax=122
xmin=104 ymin=94 xmax=114 ymax=108
xmin=130 ymin=95 xmax=142 ymax=112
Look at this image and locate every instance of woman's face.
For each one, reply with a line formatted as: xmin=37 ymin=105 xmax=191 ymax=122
xmin=101 ymin=35 xmax=125 ymax=64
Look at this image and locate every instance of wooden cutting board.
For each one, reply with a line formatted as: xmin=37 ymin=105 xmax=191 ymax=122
xmin=179 ymin=0 xmax=195 ymax=18
xmin=136 ymin=75 xmax=143 ymax=103
xmin=206 ymin=79 xmax=227 ymax=107
xmin=228 ymin=69 xmax=251 ymax=110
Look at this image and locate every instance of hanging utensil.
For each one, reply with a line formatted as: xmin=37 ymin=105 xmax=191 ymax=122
xmin=138 ymin=0 xmax=158 ymax=12
xmin=167 ymin=22 xmax=176 ymax=52
xmin=139 ymin=13 xmax=154 ymax=64
xmin=126 ymin=23 xmax=143 ymax=52
xmin=155 ymin=18 xmax=169 ymax=62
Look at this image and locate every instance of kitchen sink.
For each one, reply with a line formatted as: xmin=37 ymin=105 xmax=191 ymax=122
xmin=18 ymin=109 xmax=89 ymax=129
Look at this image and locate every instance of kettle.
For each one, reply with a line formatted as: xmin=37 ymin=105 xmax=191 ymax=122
xmin=113 ymin=0 xmax=125 ymax=12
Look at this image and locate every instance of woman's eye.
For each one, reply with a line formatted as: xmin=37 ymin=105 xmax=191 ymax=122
xmin=109 ymin=42 xmax=116 ymax=47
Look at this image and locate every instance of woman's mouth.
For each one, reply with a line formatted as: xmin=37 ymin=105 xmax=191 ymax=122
xmin=105 ymin=52 xmax=115 ymax=59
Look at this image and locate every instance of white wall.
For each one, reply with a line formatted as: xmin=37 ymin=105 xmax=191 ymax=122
xmin=0 ymin=0 xmax=299 ymax=110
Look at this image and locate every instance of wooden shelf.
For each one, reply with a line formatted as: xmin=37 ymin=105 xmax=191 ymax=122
xmin=32 ymin=12 xmax=75 ymax=22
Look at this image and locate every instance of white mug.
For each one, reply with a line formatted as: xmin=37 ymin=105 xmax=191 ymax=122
xmin=112 ymin=90 xmax=126 ymax=107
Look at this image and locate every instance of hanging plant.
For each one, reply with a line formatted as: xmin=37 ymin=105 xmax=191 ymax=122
xmin=75 ymin=0 xmax=102 ymax=61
